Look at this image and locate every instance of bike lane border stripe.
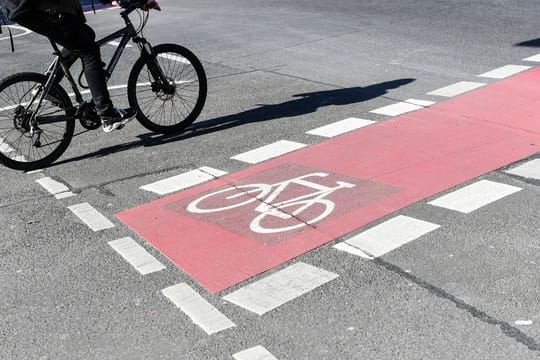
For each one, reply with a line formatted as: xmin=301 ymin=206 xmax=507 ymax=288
xmin=427 ymin=179 xmax=522 ymax=214
xmin=231 ymin=140 xmax=307 ymax=164
xmin=505 ymin=158 xmax=540 ymax=180
xmin=69 ymin=202 xmax=115 ymax=232
xmin=233 ymin=346 xmax=278 ymax=360
xmin=306 ymin=117 xmax=375 ymax=138
xmin=334 ymin=216 xmax=441 ymax=259
xmin=478 ymin=65 xmax=531 ymax=79
xmin=109 ymin=237 xmax=166 ymax=275
xmin=162 ymin=283 xmax=236 ymax=335
xmin=427 ymin=81 xmax=486 ymax=97
xmin=223 ymin=262 xmax=338 ymax=315
xmin=140 ymin=166 xmax=228 ymax=195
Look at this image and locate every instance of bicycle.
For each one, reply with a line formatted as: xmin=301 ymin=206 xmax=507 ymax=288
xmin=0 ymin=0 xmax=207 ymax=171
xmin=187 ymin=172 xmax=356 ymax=234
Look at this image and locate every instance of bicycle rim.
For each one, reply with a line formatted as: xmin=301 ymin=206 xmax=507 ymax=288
xmin=0 ymin=73 xmax=74 ymax=171
xmin=128 ymin=43 xmax=207 ymax=134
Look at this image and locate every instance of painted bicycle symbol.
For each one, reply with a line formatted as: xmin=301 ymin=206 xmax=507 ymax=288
xmin=187 ymin=172 xmax=356 ymax=234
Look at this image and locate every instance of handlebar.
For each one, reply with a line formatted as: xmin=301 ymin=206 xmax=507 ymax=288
xmin=118 ymin=0 xmax=161 ymax=14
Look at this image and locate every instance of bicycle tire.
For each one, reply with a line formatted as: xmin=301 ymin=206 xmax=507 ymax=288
xmin=0 ymin=72 xmax=74 ymax=171
xmin=127 ymin=43 xmax=207 ymax=134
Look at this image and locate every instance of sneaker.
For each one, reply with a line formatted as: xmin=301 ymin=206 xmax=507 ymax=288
xmin=101 ymin=108 xmax=136 ymax=133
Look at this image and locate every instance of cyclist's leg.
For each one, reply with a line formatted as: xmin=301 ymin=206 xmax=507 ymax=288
xmin=17 ymin=11 xmax=113 ymax=116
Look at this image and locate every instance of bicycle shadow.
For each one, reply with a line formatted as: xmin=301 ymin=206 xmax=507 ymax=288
xmin=54 ymin=78 xmax=415 ymax=166
xmin=514 ymin=38 xmax=540 ymax=47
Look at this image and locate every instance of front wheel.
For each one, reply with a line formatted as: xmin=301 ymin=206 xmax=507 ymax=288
xmin=128 ymin=43 xmax=207 ymax=134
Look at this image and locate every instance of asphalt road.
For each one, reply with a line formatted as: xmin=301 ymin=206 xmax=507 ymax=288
xmin=1 ymin=1 xmax=540 ymax=359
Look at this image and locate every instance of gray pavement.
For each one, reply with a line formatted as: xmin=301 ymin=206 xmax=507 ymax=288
xmin=1 ymin=1 xmax=540 ymax=359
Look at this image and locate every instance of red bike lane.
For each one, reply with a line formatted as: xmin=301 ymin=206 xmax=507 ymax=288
xmin=117 ymin=68 xmax=540 ymax=294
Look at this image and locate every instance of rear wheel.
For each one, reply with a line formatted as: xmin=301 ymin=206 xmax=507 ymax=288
xmin=0 ymin=73 xmax=74 ymax=171
xmin=128 ymin=43 xmax=207 ymax=134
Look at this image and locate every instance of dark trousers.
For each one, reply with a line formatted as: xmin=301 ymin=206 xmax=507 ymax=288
xmin=17 ymin=11 xmax=113 ymax=116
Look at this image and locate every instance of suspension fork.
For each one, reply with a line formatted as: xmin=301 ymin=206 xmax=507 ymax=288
xmin=134 ymin=37 xmax=175 ymax=93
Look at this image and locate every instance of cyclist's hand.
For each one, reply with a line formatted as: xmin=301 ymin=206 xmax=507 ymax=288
xmin=144 ymin=0 xmax=161 ymax=11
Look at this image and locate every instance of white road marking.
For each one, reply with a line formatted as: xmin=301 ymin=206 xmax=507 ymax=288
xmin=370 ymin=102 xmax=423 ymax=116
xmin=523 ymin=54 xmax=540 ymax=62
xmin=140 ymin=166 xmax=228 ymax=195
xmin=233 ymin=346 xmax=278 ymax=360
xmin=405 ymin=99 xmax=435 ymax=107
xmin=162 ymin=283 xmax=236 ymax=335
xmin=26 ymin=169 xmax=43 ymax=174
xmin=36 ymin=177 xmax=69 ymax=195
xmin=478 ymin=65 xmax=531 ymax=79
xmin=68 ymin=203 xmax=115 ymax=231
xmin=223 ymin=262 xmax=338 ymax=315
xmin=231 ymin=140 xmax=306 ymax=164
xmin=427 ymin=81 xmax=486 ymax=97
xmin=334 ymin=215 xmax=440 ymax=259
xmin=108 ymin=237 xmax=166 ymax=275
xmin=55 ymin=191 xmax=77 ymax=200
xmin=428 ymin=180 xmax=522 ymax=213
xmin=0 ymin=25 xmax=32 ymax=41
xmin=505 ymin=159 xmax=540 ymax=180
xmin=306 ymin=117 xmax=375 ymax=138
xmin=107 ymin=41 xmax=133 ymax=48
xmin=515 ymin=320 xmax=533 ymax=326
xmin=159 ymin=53 xmax=190 ymax=64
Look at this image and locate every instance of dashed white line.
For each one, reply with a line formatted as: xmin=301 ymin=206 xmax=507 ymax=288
xmin=107 ymin=41 xmax=133 ymax=48
xmin=334 ymin=215 xmax=440 ymax=259
xmin=223 ymin=262 xmax=338 ymax=316
xmin=231 ymin=140 xmax=306 ymax=164
xmin=505 ymin=159 xmax=540 ymax=180
xmin=427 ymin=81 xmax=486 ymax=97
xmin=523 ymin=54 xmax=540 ymax=62
xmin=233 ymin=346 xmax=278 ymax=360
xmin=478 ymin=65 xmax=531 ymax=79
xmin=55 ymin=191 xmax=77 ymax=200
xmin=108 ymin=237 xmax=166 ymax=275
xmin=68 ymin=203 xmax=115 ymax=231
xmin=162 ymin=283 xmax=236 ymax=335
xmin=370 ymin=102 xmax=423 ymax=116
xmin=36 ymin=177 xmax=69 ymax=195
xmin=140 ymin=166 xmax=228 ymax=195
xmin=306 ymin=117 xmax=375 ymax=138
xmin=405 ymin=99 xmax=435 ymax=107
xmin=428 ymin=179 xmax=522 ymax=213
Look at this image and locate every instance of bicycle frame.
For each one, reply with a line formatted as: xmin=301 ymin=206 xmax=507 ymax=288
xmin=38 ymin=5 xmax=169 ymax=109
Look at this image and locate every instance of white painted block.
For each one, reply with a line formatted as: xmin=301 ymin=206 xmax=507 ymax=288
xmin=162 ymin=283 xmax=236 ymax=335
xmin=427 ymin=81 xmax=486 ymax=97
xmin=370 ymin=102 xmax=423 ymax=116
xmin=231 ymin=140 xmax=306 ymax=164
xmin=523 ymin=54 xmax=540 ymax=62
xmin=68 ymin=203 xmax=115 ymax=231
xmin=36 ymin=177 xmax=69 ymax=195
xmin=335 ymin=215 xmax=440 ymax=258
xmin=233 ymin=346 xmax=278 ymax=360
xmin=428 ymin=180 xmax=522 ymax=213
xmin=306 ymin=117 xmax=375 ymax=138
xmin=109 ymin=237 xmax=166 ymax=275
xmin=223 ymin=262 xmax=338 ymax=315
xmin=55 ymin=191 xmax=77 ymax=200
xmin=505 ymin=159 xmax=540 ymax=180
xmin=140 ymin=166 xmax=228 ymax=195
xmin=405 ymin=99 xmax=435 ymax=107
xmin=478 ymin=65 xmax=531 ymax=79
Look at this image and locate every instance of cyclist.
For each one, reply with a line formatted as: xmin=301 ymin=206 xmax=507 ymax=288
xmin=0 ymin=0 xmax=149 ymax=132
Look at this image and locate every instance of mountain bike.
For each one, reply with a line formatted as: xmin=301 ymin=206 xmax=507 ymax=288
xmin=0 ymin=0 xmax=207 ymax=171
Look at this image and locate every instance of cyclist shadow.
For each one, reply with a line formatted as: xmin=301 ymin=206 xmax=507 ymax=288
xmin=54 ymin=78 xmax=414 ymax=165
xmin=141 ymin=77 xmax=416 ymax=145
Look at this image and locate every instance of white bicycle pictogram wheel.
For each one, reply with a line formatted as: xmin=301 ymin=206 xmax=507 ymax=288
xmin=187 ymin=184 xmax=272 ymax=214
xmin=250 ymin=198 xmax=335 ymax=234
